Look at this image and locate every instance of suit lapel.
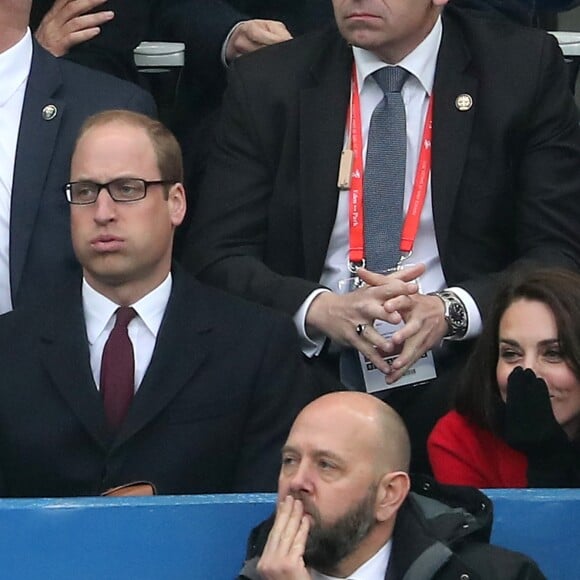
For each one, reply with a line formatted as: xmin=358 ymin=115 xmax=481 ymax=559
xmin=39 ymin=283 xmax=110 ymax=450
xmin=431 ymin=12 xmax=478 ymax=260
xmin=113 ymin=269 xmax=212 ymax=449
xmin=299 ymin=31 xmax=352 ymax=280
xmin=11 ymin=43 xmax=66 ymax=300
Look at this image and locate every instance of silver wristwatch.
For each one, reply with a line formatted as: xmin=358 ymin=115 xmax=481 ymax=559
xmin=429 ymin=290 xmax=468 ymax=340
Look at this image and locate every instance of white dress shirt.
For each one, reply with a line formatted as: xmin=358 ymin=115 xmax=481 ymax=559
xmin=0 ymin=29 xmax=33 ymax=314
xmin=83 ymin=274 xmax=172 ymax=391
xmin=310 ymin=539 xmax=392 ymax=580
xmin=294 ymin=17 xmax=481 ymax=356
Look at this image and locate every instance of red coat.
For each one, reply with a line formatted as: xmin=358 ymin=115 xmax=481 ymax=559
xmin=428 ymin=410 xmax=528 ymax=488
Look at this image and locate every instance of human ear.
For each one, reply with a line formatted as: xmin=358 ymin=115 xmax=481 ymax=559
xmin=375 ymin=471 xmax=410 ymax=522
xmin=168 ymin=182 xmax=186 ymax=227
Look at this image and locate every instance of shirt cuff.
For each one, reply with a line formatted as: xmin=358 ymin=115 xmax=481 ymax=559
xmin=447 ymin=286 xmax=482 ymax=340
xmin=293 ymin=289 xmax=329 ymax=357
xmin=221 ymin=21 xmax=246 ymax=66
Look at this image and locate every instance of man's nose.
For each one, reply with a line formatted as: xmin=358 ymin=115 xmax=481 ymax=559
xmin=287 ymin=461 xmax=313 ymax=493
xmin=93 ymin=186 xmax=117 ymax=222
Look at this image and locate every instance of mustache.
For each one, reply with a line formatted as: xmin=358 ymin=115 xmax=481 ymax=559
xmin=289 ymin=491 xmax=321 ymax=524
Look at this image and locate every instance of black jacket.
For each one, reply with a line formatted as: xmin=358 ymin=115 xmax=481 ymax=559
xmin=239 ymin=476 xmax=546 ymax=580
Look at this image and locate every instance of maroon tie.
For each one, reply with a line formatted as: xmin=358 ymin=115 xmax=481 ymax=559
xmin=100 ymin=307 xmax=137 ymax=431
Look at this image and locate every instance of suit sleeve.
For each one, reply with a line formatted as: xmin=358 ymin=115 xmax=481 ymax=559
xmin=231 ymin=313 xmax=318 ymax=492
xmin=183 ymin=60 xmax=324 ymax=316
xmin=453 ymin=32 xmax=580 ymax=320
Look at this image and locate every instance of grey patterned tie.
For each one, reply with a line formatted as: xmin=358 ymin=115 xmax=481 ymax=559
xmin=364 ymin=66 xmax=409 ymax=272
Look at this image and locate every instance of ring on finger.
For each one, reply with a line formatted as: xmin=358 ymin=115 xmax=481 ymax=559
xmin=356 ymin=323 xmax=367 ymax=336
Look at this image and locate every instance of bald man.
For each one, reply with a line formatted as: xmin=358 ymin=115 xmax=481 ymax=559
xmin=239 ymin=392 xmax=545 ymax=580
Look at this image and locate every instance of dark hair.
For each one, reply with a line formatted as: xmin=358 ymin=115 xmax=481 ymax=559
xmin=455 ymin=268 xmax=580 ymax=434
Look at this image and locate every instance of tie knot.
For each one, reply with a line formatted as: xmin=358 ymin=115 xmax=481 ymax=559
xmin=372 ymin=66 xmax=409 ymax=95
xmin=114 ymin=307 xmax=136 ymax=329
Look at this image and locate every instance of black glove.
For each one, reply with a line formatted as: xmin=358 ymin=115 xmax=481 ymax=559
xmin=504 ymin=367 xmax=579 ymax=487
xmin=504 ymin=367 xmax=568 ymax=454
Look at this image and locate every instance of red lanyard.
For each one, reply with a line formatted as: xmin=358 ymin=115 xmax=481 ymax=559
xmin=342 ymin=65 xmax=433 ymax=270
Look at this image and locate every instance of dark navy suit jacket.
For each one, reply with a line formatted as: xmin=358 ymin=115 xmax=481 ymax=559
xmin=0 ymin=266 xmax=318 ymax=497
xmin=11 ymin=41 xmax=155 ymax=310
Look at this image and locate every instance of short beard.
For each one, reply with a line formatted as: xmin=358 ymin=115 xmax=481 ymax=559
xmin=300 ymin=484 xmax=378 ymax=575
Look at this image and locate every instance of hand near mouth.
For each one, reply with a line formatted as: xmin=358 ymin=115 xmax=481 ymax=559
xmin=504 ymin=367 xmax=570 ymax=455
xmin=504 ymin=367 xmax=580 ymax=486
xmin=257 ymin=495 xmax=312 ymax=580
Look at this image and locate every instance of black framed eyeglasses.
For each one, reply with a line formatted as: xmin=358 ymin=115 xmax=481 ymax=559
xmin=64 ymin=178 xmax=175 ymax=205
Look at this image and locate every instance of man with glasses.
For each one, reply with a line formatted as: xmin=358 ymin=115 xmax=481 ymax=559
xmin=0 ymin=109 xmax=318 ymax=498
xmin=0 ymin=0 xmax=156 ymax=316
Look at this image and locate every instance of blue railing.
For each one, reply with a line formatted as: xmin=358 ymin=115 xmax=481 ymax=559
xmin=0 ymin=490 xmax=577 ymax=579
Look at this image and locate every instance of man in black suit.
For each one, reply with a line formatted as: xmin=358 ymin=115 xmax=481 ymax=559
xmin=0 ymin=110 xmax=317 ymax=497
xmin=1 ymin=0 xmax=155 ymax=314
xmin=184 ymin=0 xmax=580 ymax=472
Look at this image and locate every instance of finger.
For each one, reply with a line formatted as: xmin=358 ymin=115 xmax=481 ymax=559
xmin=355 ymin=339 xmax=393 ymax=376
xmin=47 ymin=0 xmax=79 ymax=12
xmin=357 ymin=262 xmax=425 ymax=287
xmin=381 ymin=308 xmax=403 ymax=326
xmin=363 ymin=282 xmax=418 ymax=312
xmin=246 ymin=25 xmax=289 ymax=47
xmin=388 ymin=352 xmax=415 ymax=379
xmin=263 ymin=496 xmax=294 ymax=554
xmin=387 ymin=330 xmax=432 ymax=384
xmin=288 ymin=516 xmax=310 ymax=558
xmin=228 ymin=29 xmax=263 ymax=56
xmin=262 ymin=20 xmax=293 ymax=41
xmin=276 ymin=499 xmax=304 ymax=554
xmin=357 ymin=325 xmax=392 ymax=353
xmin=383 ymin=294 xmax=414 ymax=314
xmin=389 ymin=317 xmax=422 ymax=347
xmin=60 ymin=0 xmax=110 ymax=20
xmin=64 ymin=26 xmax=104 ymax=48
xmin=68 ymin=11 xmax=115 ymax=32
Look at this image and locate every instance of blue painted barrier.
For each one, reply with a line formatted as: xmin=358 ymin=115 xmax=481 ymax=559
xmin=0 ymin=490 xmax=577 ymax=579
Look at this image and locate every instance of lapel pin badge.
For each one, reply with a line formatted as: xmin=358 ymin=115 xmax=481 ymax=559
xmin=455 ymin=94 xmax=473 ymax=112
xmin=42 ymin=104 xmax=58 ymax=121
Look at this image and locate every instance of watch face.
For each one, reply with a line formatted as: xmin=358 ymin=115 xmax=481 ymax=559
xmin=449 ymin=302 xmax=467 ymax=329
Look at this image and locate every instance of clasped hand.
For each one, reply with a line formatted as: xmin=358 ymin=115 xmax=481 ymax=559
xmin=306 ymin=263 xmax=448 ymax=384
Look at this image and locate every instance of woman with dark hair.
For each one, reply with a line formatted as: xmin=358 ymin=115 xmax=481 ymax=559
xmin=428 ymin=268 xmax=580 ymax=488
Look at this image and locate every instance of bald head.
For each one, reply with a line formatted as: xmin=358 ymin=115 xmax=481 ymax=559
xmin=277 ymin=392 xmax=411 ymax=575
xmin=289 ymin=392 xmax=411 ymax=474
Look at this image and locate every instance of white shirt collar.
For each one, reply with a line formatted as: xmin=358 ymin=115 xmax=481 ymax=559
xmin=83 ymin=273 xmax=172 ymax=344
xmin=352 ymin=16 xmax=442 ymax=97
xmin=0 ymin=28 xmax=32 ymax=107
xmin=310 ymin=539 xmax=392 ymax=580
